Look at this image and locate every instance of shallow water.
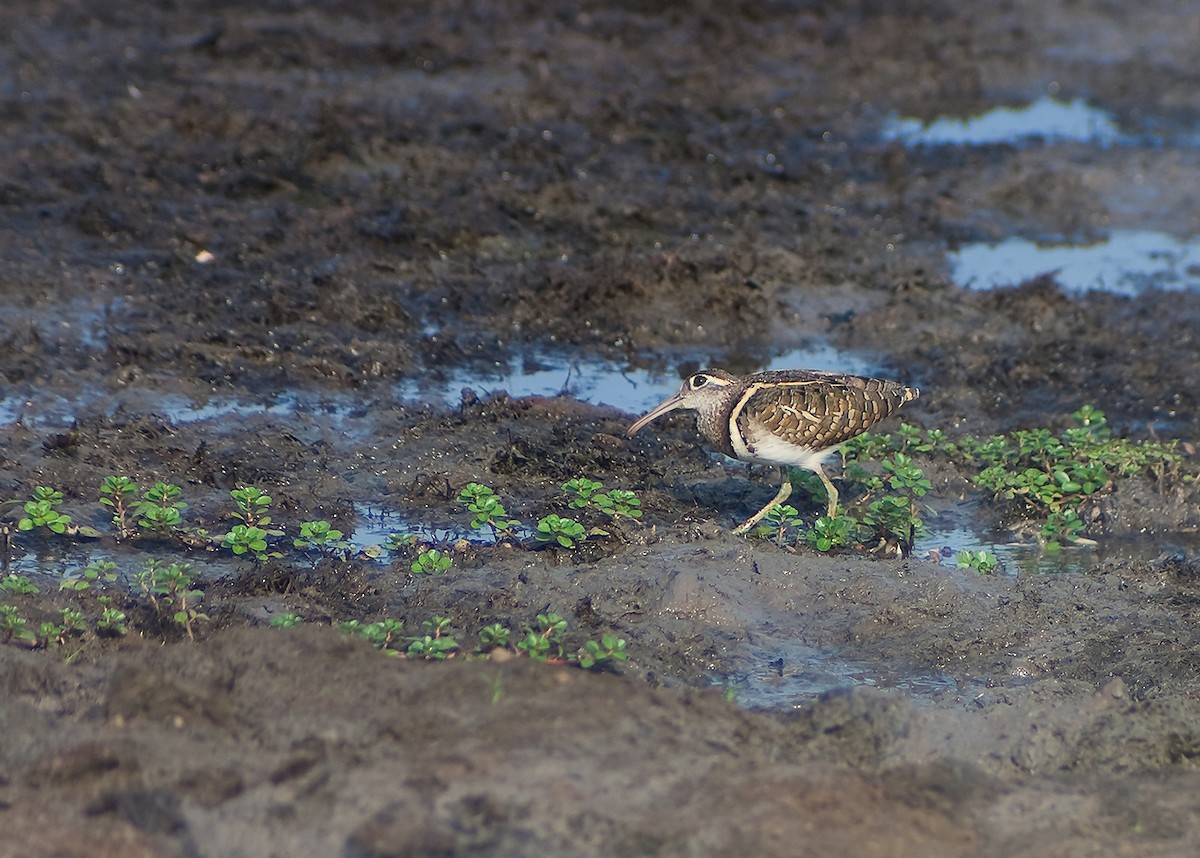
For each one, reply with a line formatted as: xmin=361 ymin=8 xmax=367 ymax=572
xmin=949 ymin=230 xmax=1200 ymax=295
xmin=883 ymin=96 xmax=1125 ymax=147
xmin=0 ymin=343 xmax=882 ymax=432
xmin=394 ymin=341 xmax=880 ymax=412
xmin=724 ymin=640 xmax=962 ymax=710
xmin=349 ymin=502 xmax=531 ymax=548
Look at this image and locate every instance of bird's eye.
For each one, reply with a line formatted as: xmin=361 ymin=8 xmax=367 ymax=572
xmin=690 ymin=374 xmax=708 ymax=389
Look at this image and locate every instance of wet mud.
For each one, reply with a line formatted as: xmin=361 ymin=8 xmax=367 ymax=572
xmin=4 ymin=1 xmax=1200 ymax=855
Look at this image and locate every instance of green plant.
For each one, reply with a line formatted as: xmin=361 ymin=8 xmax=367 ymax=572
xmin=788 ymin=469 xmax=833 ymax=509
xmin=60 ymin=559 xmax=118 ymax=592
xmin=591 ymin=489 xmax=643 ymax=520
xmin=956 ymin=550 xmax=1000 ymax=574
xmin=563 ymin=478 xmax=604 ymax=509
xmin=364 ymin=618 xmax=407 ymax=650
xmin=339 ymin=618 xmax=407 ymax=653
xmin=99 ymin=476 xmax=138 ymax=539
xmin=134 ymin=482 xmax=187 ymax=538
xmin=411 ymin=548 xmax=452 ymax=575
xmin=223 ymin=524 xmax=279 ymax=562
xmin=1041 ymin=509 xmax=1087 ymax=550
xmin=229 ymin=486 xmax=274 ymax=528
xmin=750 ymin=503 xmax=803 ymax=545
xmin=516 ymin=612 xmax=568 ymax=661
xmin=881 ymin=453 xmax=932 ymax=497
xmin=136 ymin=504 xmax=183 ymax=537
xmin=137 ymin=560 xmax=207 ymax=639
xmin=853 ymin=454 xmax=929 ymax=553
xmin=385 ymin=532 xmax=419 ymax=550
xmin=269 ymin=612 xmax=303 ymax=628
xmin=458 ymin=483 xmax=519 ymax=539
xmin=479 ymin=623 xmax=511 ymax=650
xmin=18 ymin=486 xmax=72 ymax=535
xmin=406 ymin=615 xmax=459 ymax=659
xmin=859 ymin=495 xmax=923 ymax=551
xmin=960 ymin=406 xmax=1180 ymax=542
xmin=0 ymin=574 xmax=38 ymax=595
xmin=843 ymin=429 xmax=901 ymax=461
xmin=534 ymin=515 xmax=588 ymax=549
xmin=224 ymin=488 xmax=283 ymax=559
xmin=294 ymin=520 xmax=349 ymax=559
xmin=0 ymin=605 xmax=34 ymax=644
xmin=577 ymin=634 xmax=628 ymax=670
xmin=96 ymin=597 xmax=128 ymax=636
xmin=59 ymin=608 xmax=86 ymax=634
xmin=804 ymin=514 xmax=857 ymax=552
xmin=35 ymin=621 xmax=66 ymax=649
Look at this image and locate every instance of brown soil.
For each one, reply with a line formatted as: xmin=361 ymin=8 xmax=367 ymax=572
xmin=4 ymin=1 xmax=1200 ymax=855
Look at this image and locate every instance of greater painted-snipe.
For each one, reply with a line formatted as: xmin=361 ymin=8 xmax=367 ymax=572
xmin=627 ymin=368 xmax=920 ymax=533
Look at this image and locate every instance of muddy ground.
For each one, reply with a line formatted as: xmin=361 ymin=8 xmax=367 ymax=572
xmin=4 ymin=1 xmax=1200 ymax=855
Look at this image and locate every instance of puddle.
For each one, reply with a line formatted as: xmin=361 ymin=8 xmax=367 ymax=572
xmin=0 ymin=342 xmax=887 ymax=431
xmin=722 ymin=641 xmax=962 ymax=710
xmin=0 ymin=387 xmax=367 ymax=430
xmin=152 ymin=391 xmax=365 ymax=425
xmin=916 ymin=506 xmax=1200 ymax=576
xmin=350 ymin=503 xmax=532 ymax=549
xmin=883 ymin=96 xmax=1126 ymax=147
xmin=3 ymin=543 xmax=240 ymax=586
xmin=396 ymin=356 xmax=681 ymax=414
xmin=394 ymin=342 xmax=883 ymax=414
xmin=915 ymin=522 xmax=1097 ymax=575
xmin=948 ymin=230 xmax=1200 ymax=295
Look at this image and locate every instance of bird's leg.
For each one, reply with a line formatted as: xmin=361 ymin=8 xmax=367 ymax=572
xmin=733 ymin=467 xmax=792 ymax=534
xmin=814 ymin=464 xmax=840 ymax=518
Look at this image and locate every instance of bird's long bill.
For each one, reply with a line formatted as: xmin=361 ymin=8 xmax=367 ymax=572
xmin=627 ymin=391 xmax=687 ymax=436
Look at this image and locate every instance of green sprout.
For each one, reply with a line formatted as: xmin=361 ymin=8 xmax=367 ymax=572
xmin=859 ymin=496 xmax=922 ymax=550
xmin=223 ymin=524 xmax=279 ymax=562
xmin=479 ymin=623 xmax=511 ymax=650
xmin=0 ymin=574 xmax=38 ymax=595
xmin=563 ymin=479 xmax=642 ymax=521
xmin=230 ymin=486 xmax=274 ymax=528
xmin=516 ymin=612 xmax=568 ymax=661
xmin=563 ymin=478 xmax=604 ymax=509
xmin=0 ymin=605 xmax=35 ymax=644
xmin=956 ymin=550 xmax=1000 ymax=574
xmin=96 ymin=597 xmax=128 ymax=636
xmin=340 ymin=618 xmax=407 ymax=652
xmin=134 ymin=482 xmax=187 ymax=538
xmin=60 ymin=559 xmax=118 ymax=592
xmin=137 ymin=560 xmax=207 ymax=640
xmin=458 ymin=483 xmax=519 ymax=539
xmin=411 ymin=549 xmax=452 ymax=575
xmin=269 ymin=612 xmax=304 ymax=629
xmin=1041 ymin=509 xmax=1086 ymax=550
xmin=59 ymin=608 xmax=86 ymax=634
xmin=406 ymin=615 xmax=459 ymax=660
xmin=750 ymin=503 xmax=803 ymax=545
xmin=18 ymin=486 xmax=72 ymax=535
xmin=804 ymin=514 xmax=857 ymax=553
xmin=577 ymin=634 xmax=628 ymax=670
xmin=591 ymin=489 xmax=643 ymax=520
xmin=385 ymin=532 xmax=418 ymax=551
xmin=99 ymin=476 xmax=138 ymax=539
xmin=534 ymin=515 xmax=588 ymax=549
xmin=294 ymin=520 xmax=348 ymax=559
xmin=35 ymin=621 xmax=66 ymax=649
